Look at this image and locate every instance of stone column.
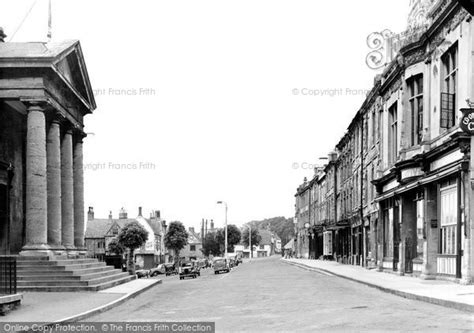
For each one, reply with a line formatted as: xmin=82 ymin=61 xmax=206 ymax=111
xmin=21 ymin=102 xmax=50 ymax=255
xmin=61 ymin=126 xmax=75 ymax=251
xmin=73 ymin=131 xmax=86 ymax=253
xmin=47 ymin=115 xmax=64 ymax=251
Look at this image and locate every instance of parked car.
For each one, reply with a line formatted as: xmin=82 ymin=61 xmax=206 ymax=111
xmin=164 ymin=263 xmax=178 ymax=276
xmin=213 ymin=257 xmax=230 ymax=274
xmin=150 ymin=264 xmax=166 ymax=277
xmin=179 ymin=262 xmax=199 ymax=280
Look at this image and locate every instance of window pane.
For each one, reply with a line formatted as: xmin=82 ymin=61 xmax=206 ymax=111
xmin=417 ymin=77 xmax=423 ymax=94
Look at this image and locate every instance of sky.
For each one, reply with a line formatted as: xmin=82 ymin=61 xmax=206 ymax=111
xmin=1 ymin=0 xmax=410 ymax=231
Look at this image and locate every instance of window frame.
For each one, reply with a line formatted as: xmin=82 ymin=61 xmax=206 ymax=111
xmin=407 ymin=74 xmax=424 ymax=146
xmin=440 ymin=43 xmax=458 ymax=129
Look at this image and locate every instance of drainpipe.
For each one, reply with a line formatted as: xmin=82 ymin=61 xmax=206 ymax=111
xmin=361 ymin=116 xmax=365 ymax=267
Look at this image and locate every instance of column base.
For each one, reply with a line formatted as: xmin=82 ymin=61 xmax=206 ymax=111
xmin=75 ymin=248 xmax=87 ymax=258
xmin=20 ymin=244 xmax=54 ymax=258
xmin=66 ymin=247 xmax=80 ymax=259
xmin=49 ymin=245 xmax=67 ymax=257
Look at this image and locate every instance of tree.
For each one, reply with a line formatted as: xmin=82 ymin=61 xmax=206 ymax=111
xmin=164 ymin=221 xmax=188 ymax=264
xmin=216 ymin=225 xmax=241 ymax=253
xmin=246 ymin=217 xmax=295 ymax=244
xmin=117 ymin=222 xmax=149 ymax=275
xmin=201 ymin=232 xmax=221 ymax=257
xmin=107 ymin=237 xmax=125 ymax=256
xmin=242 ymin=225 xmax=261 ymax=249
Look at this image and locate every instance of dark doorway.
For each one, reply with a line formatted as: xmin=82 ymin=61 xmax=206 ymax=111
xmin=0 ymin=162 xmax=12 ymax=255
xmin=0 ymin=184 xmax=9 ymax=255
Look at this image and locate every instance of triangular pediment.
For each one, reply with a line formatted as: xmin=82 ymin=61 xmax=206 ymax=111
xmin=52 ymin=41 xmax=96 ymax=113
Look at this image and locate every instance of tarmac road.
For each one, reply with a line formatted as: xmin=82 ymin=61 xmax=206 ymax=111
xmin=87 ymin=256 xmax=474 ymax=332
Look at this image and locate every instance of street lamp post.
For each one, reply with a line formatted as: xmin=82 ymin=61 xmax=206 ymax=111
xmin=217 ymin=201 xmax=228 ymax=258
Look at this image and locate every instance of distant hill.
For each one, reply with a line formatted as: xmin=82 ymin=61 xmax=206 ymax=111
xmin=245 ymin=217 xmax=295 ymax=245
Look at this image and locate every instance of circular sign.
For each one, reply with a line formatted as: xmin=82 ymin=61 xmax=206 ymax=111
xmin=460 ymin=108 xmax=474 ymax=135
xmin=304 ymin=222 xmax=310 ymax=229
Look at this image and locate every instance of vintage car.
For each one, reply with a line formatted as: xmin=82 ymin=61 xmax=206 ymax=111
xmin=149 ymin=264 xmax=166 ymax=277
xmin=213 ymin=257 xmax=230 ymax=274
xmin=179 ymin=262 xmax=199 ymax=280
xmin=164 ymin=263 xmax=178 ymax=276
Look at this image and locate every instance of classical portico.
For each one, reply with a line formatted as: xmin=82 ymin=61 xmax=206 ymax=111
xmin=0 ymin=40 xmax=96 ymax=257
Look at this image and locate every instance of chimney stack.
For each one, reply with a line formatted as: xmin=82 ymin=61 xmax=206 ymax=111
xmin=189 ymin=227 xmax=195 ymax=233
xmin=119 ymin=207 xmax=128 ymax=219
xmin=210 ymin=219 xmax=214 ymax=230
xmin=108 ymin=211 xmax=113 ymax=219
xmin=0 ymin=28 xmax=6 ymax=43
xmin=138 ymin=206 xmax=143 ymax=217
xmin=156 ymin=210 xmax=160 ymax=219
xmin=87 ymin=207 xmax=94 ymax=220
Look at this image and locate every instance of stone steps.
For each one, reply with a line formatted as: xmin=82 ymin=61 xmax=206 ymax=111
xmin=17 ymin=257 xmax=134 ymax=292
xmin=18 ymin=266 xmax=115 ymax=275
xmin=17 ymin=259 xmax=98 ymax=266
xmin=18 ymin=262 xmax=106 ymax=270
xmin=17 ymin=275 xmax=135 ymax=292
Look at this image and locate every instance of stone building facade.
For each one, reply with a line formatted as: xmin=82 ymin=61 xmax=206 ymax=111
xmin=85 ymin=207 xmax=168 ymax=268
xmin=295 ymin=0 xmax=474 ymax=284
xmin=0 ymin=40 xmax=96 ymax=257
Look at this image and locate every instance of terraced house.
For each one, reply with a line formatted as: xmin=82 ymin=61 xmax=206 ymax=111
xmin=295 ymin=0 xmax=474 ymax=284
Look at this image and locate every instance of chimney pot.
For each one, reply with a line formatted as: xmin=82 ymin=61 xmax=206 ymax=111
xmin=119 ymin=207 xmax=127 ymax=219
xmin=87 ymin=207 xmax=94 ymax=220
xmin=138 ymin=206 xmax=143 ymax=216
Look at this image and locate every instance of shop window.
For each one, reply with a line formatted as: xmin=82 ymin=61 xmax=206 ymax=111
xmin=439 ymin=184 xmax=457 ymax=255
xmin=383 ymin=199 xmax=395 ymax=258
xmin=323 ymin=231 xmax=333 ymax=256
xmin=415 ymin=191 xmax=425 ymax=257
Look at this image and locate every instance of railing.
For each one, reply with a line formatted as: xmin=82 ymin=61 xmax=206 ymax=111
xmin=0 ymin=256 xmax=17 ymax=295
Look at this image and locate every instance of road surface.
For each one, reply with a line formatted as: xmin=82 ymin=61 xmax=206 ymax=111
xmin=87 ymin=256 xmax=473 ymax=332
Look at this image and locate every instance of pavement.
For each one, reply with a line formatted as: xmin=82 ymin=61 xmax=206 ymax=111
xmin=0 ymin=277 xmax=162 ymax=323
xmin=284 ymin=258 xmax=474 ymax=312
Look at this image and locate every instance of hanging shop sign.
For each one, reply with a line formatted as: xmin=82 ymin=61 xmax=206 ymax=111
xmin=460 ymin=108 xmax=474 ymax=135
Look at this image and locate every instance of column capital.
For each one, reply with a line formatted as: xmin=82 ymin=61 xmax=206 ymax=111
xmin=51 ymin=112 xmax=66 ymax=125
xmin=73 ymin=129 xmax=87 ymax=142
xmin=25 ymin=100 xmax=49 ymax=112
